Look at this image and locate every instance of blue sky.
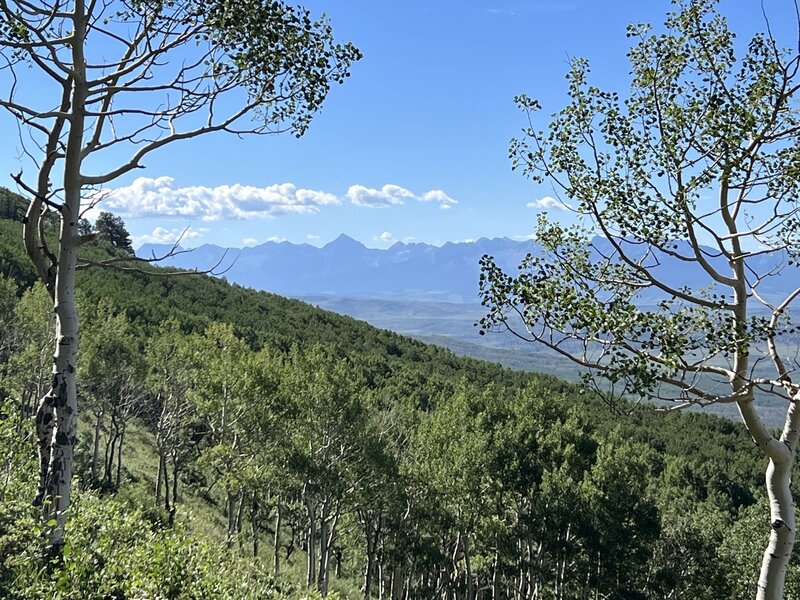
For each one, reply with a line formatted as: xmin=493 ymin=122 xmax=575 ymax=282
xmin=0 ymin=0 xmax=795 ymax=249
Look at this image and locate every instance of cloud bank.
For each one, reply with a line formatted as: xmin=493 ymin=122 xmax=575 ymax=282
xmin=98 ymin=177 xmax=457 ymax=220
xmin=102 ymin=177 xmax=340 ymax=221
xmin=347 ymin=184 xmax=457 ymax=209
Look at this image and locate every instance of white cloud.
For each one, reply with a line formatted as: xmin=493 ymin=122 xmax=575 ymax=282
xmin=306 ymin=234 xmax=321 ymax=241
xmin=266 ymin=236 xmax=286 ymax=243
xmin=377 ymin=231 xmax=395 ymax=243
xmin=526 ymin=196 xmax=573 ymax=211
xmin=101 ymin=177 xmax=340 ymax=221
xmin=421 ymin=189 xmax=457 ymax=209
xmin=135 ymin=226 xmax=205 ymax=247
xmin=242 ymin=237 xmax=259 ymax=247
xmin=347 ymin=184 xmax=458 ymax=209
xmin=347 ymin=184 xmax=415 ymax=208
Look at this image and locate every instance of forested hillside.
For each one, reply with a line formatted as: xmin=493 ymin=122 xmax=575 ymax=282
xmin=0 ymin=187 xmax=794 ymax=599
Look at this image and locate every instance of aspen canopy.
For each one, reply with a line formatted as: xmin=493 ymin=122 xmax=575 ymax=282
xmin=479 ymin=1 xmax=800 ymax=598
xmin=0 ymin=0 xmax=359 ymax=548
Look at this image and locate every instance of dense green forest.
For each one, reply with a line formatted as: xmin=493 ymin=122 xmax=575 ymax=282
xmin=0 ymin=187 xmax=794 ymax=599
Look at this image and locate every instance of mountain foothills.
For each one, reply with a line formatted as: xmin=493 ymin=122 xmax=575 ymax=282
xmin=0 ymin=190 xmax=794 ymax=599
xmin=139 ymin=234 xmax=800 ymax=305
xmin=140 ymin=234 xmax=800 ymax=430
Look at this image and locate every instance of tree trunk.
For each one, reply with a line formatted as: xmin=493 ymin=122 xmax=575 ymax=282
xmin=236 ymin=489 xmax=246 ymax=550
xmin=35 ymin=161 xmax=81 ymax=549
xmin=104 ymin=427 xmax=116 ymax=486
xmin=492 ymin=549 xmax=500 ymax=600
xmin=162 ymin=453 xmax=171 ymax=516
xmin=364 ymin=528 xmax=375 ymax=600
xmin=168 ymin=454 xmax=179 ymax=527
xmin=31 ymin=0 xmax=90 ymax=548
xmin=318 ymin=505 xmax=339 ymax=597
xmin=90 ymin=410 xmax=102 ymax=484
xmin=758 ymin=485 xmax=794 ymax=600
xmin=306 ymin=497 xmax=317 ymax=588
xmin=226 ymin=490 xmax=237 ymax=548
xmin=756 ymin=391 xmax=800 ymax=600
xmin=273 ymin=502 xmax=282 ymax=575
xmin=463 ymin=533 xmax=474 ymax=600
xmin=115 ymin=425 xmax=125 ymax=488
xmin=318 ymin=508 xmax=328 ymax=594
xmin=251 ymin=495 xmax=259 ymax=558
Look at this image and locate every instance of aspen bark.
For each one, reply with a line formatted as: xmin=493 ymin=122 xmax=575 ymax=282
xmin=38 ymin=187 xmax=80 ymax=546
xmin=306 ymin=497 xmax=317 ymax=588
xmin=27 ymin=0 xmax=88 ymax=549
xmin=491 ymin=549 xmax=500 ymax=600
xmin=273 ymin=502 xmax=282 ymax=575
xmin=318 ymin=509 xmax=328 ymax=594
xmin=755 ymin=391 xmax=800 ymax=599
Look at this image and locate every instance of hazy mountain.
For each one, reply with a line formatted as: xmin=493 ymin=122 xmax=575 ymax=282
xmin=138 ymin=234 xmax=799 ymax=305
xmin=138 ymin=234 xmax=532 ymax=303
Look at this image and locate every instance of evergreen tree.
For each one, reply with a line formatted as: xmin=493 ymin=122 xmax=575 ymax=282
xmin=95 ymin=213 xmax=133 ymax=255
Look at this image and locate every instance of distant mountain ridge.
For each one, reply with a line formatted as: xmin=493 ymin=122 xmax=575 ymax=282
xmin=138 ymin=234 xmax=800 ymax=305
xmin=138 ymin=234 xmax=533 ymax=303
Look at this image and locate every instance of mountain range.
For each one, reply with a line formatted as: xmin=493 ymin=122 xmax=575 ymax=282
xmin=138 ymin=234 xmax=799 ymax=305
xmin=139 ymin=234 xmax=530 ymax=303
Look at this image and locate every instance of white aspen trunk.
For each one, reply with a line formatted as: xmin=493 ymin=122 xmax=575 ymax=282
xmin=32 ymin=0 xmax=87 ymax=549
xmin=316 ymin=501 xmax=339 ymax=597
xmin=273 ymin=502 xmax=282 ymax=575
xmin=757 ymin=485 xmax=794 ymax=600
xmin=318 ymin=500 xmax=329 ymax=593
xmin=41 ymin=193 xmax=80 ymax=547
xmin=306 ymin=497 xmax=317 ymax=588
xmin=756 ymin=391 xmax=800 ymax=599
xmin=492 ymin=548 xmax=500 ymax=600
xmin=318 ymin=532 xmax=330 ymax=596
